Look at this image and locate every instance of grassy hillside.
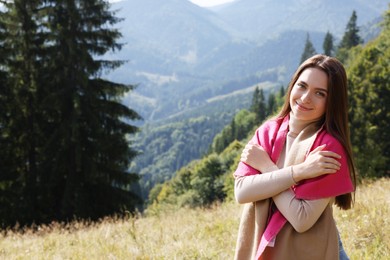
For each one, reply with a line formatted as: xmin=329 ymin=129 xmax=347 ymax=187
xmin=0 ymin=178 xmax=389 ymax=259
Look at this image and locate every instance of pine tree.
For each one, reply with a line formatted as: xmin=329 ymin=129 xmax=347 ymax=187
xmin=250 ymin=86 xmax=260 ymax=112
xmin=277 ymin=85 xmax=286 ymax=107
xmin=266 ymin=93 xmax=275 ymax=115
xmin=0 ymin=5 xmax=17 ymax=226
xmin=250 ymin=86 xmax=266 ymax=125
xmin=300 ymin=33 xmax=316 ymax=63
xmin=337 ymin=10 xmax=363 ymax=61
xmin=323 ymin=31 xmax=335 ymax=56
xmin=231 ymin=118 xmax=236 ymax=140
xmin=0 ymin=0 xmax=49 ymax=225
xmin=42 ymin=0 xmax=142 ymax=220
xmin=0 ymin=0 xmax=142 ymax=226
xmin=339 ymin=11 xmax=362 ymax=49
xmin=347 ymin=8 xmax=390 ymax=178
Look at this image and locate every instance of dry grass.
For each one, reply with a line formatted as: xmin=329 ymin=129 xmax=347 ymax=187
xmin=334 ymin=178 xmax=390 ymax=260
xmin=0 ymin=178 xmax=389 ymax=259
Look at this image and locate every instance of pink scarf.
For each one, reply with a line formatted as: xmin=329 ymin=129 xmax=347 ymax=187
xmin=234 ymin=115 xmax=354 ymax=259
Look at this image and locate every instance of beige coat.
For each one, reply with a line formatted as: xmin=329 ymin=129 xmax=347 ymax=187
xmin=234 ymin=122 xmax=340 ymax=260
xmin=234 ymin=201 xmax=339 ymax=260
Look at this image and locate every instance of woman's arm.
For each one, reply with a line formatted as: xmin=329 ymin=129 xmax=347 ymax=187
xmin=235 ymin=143 xmax=297 ymax=203
xmin=235 ymin=166 xmax=296 ymax=203
xmin=272 ymin=189 xmax=331 ymax=233
xmin=236 ymin=143 xmax=341 ymax=204
xmin=291 ymin=145 xmax=342 ymax=182
xmin=242 ymin=143 xmax=341 ymax=182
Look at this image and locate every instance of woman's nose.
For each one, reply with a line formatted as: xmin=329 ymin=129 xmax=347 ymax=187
xmin=301 ymin=91 xmax=311 ymax=103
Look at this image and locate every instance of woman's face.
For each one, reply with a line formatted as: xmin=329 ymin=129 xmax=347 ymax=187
xmin=290 ymin=67 xmax=328 ymax=121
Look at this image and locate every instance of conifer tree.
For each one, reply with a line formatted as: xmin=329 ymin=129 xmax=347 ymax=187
xmin=337 ymin=10 xmax=363 ymax=61
xmin=277 ymin=85 xmax=286 ymax=107
xmin=42 ymin=0 xmax=141 ymax=220
xmin=250 ymin=86 xmax=266 ymax=125
xmin=0 ymin=0 xmax=49 ymax=225
xmin=339 ymin=11 xmax=362 ymax=49
xmin=347 ymin=8 xmax=390 ymax=178
xmin=300 ymin=33 xmax=316 ymax=63
xmin=0 ymin=0 xmax=141 ymax=226
xmin=323 ymin=31 xmax=335 ymax=56
xmin=0 ymin=5 xmax=16 ymax=226
xmin=250 ymin=86 xmax=260 ymax=112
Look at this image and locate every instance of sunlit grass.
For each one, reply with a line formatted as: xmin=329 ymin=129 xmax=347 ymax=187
xmin=0 ymin=178 xmax=388 ymax=259
xmin=334 ymin=178 xmax=390 ymax=260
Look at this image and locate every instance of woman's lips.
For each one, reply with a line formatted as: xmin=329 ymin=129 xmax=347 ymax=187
xmin=296 ymin=101 xmax=312 ymax=111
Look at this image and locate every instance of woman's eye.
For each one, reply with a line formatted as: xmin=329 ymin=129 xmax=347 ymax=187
xmin=297 ymin=83 xmax=306 ymax=88
xmin=316 ymin=91 xmax=326 ymax=97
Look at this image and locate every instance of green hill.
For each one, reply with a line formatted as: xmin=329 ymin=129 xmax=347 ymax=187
xmin=147 ymin=7 xmax=390 ymax=209
xmin=1 ymin=178 xmax=388 ymax=259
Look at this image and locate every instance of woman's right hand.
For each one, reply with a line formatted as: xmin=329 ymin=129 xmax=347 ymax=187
xmin=240 ymin=143 xmax=277 ymax=172
xmin=292 ymin=144 xmax=341 ymax=182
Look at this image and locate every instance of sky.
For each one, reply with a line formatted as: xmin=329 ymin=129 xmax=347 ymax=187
xmin=108 ymin=0 xmax=236 ymax=7
xmin=189 ymin=0 xmax=236 ymax=7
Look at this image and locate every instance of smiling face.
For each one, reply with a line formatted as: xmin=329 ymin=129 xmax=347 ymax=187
xmin=290 ymin=67 xmax=328 ymax=121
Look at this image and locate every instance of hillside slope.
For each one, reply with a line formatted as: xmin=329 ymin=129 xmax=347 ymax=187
xmin=108 ymin=0 xmax=388 ymax=121
xmin=216 ymin=0 xmax=388 ymax=40
xmin=112 ymin=0 xmax=389 ymax=201
xmin=1 ymin=178 xmax=389 ymax=259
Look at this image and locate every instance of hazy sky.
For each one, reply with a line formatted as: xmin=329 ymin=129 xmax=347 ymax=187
xmin=108 ymin=1 xmax=236 ymax=7
xmin=189 ymin=0 xmax=236 ymax=7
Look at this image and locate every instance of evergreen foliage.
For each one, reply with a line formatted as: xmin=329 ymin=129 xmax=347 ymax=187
xmin=250 ymin=86 xmax=267 ymax=125
xmin=134 ymin=115 xmax=227 ymax=199
xmin=0 ymin=0 xmax=140 ymax=227
xmin=337 ymin=10 xmax=363 ymax=62
xmin=0 ymin=0 xmax=46 ymax=225
xmin=300 ymin=33 xmax=317 ymax=63
xmin=323 ymin=31 xmax=335 ymax=56
xmin=210 ymin=110 xmax=256 ymax=154
xmin=131 ymin=91 xmax=254 ymax=201
xmin=267 ymin=93 xmax=277 ymax=116
xmin=148 ymin=87 xmax=286 ymax=209
xmin=277 ymin=85 xmax=286 ymax=107
xmin=347 ymin=8 xmax=390 ymax=178
xmin=147 ymin=6 xmax=390 ymax=211
xmin=339 ymin=10 xmax=363 ymax=49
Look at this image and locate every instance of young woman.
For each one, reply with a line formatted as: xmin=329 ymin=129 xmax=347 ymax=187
xmin=233 ymin=54 xmax=356 ymax=260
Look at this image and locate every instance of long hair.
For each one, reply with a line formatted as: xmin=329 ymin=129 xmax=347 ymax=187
xmin=277 ymin=54 xmax=356 ymax=210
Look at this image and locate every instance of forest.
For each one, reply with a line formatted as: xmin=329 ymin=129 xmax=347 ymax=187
xmin=0 ymin=1 xmax=141 ymax=227
xmin=0 ymin=0 xmax=389 ymax=230
xmin=147 ymin=9 xmax=390 ymax=212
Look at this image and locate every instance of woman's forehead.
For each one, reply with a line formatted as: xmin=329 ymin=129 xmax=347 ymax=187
xmin=297 ymin=68 xmax=328 ymax=90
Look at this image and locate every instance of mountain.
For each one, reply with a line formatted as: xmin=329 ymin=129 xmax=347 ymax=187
xmin=107 ymin=0 xmax=236 ymax=83
xmin=106 ymin=0 xmax=253 ymax=121
xmin=215 ymin=0 xmax=388 ymax=41
xmin=107 ymin=0 xmax=388 ymax=122
xmin=105 ymin=0 xmax=389 ymax=199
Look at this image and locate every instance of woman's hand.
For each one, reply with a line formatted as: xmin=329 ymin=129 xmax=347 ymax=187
xmin=240 ymin=143 xmax=277 ymax=172
xmin=293 ymin=144 xmax=341 ymax=182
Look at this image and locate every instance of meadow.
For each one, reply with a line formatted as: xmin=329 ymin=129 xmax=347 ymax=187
xmin=0 ymin=178 xmax=389 ymax=259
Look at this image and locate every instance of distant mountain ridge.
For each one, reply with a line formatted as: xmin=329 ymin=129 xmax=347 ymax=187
xmin=215 ymin=0 xmax=387 ymax=40
xmin=108 ymin=0 xmax=388 ymax=122
xmin=107 ymin=0 xmax=388 ymax=198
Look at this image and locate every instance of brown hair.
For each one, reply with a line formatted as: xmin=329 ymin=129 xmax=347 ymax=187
xmin=278 ymin=54 xmax=356 ymax=210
